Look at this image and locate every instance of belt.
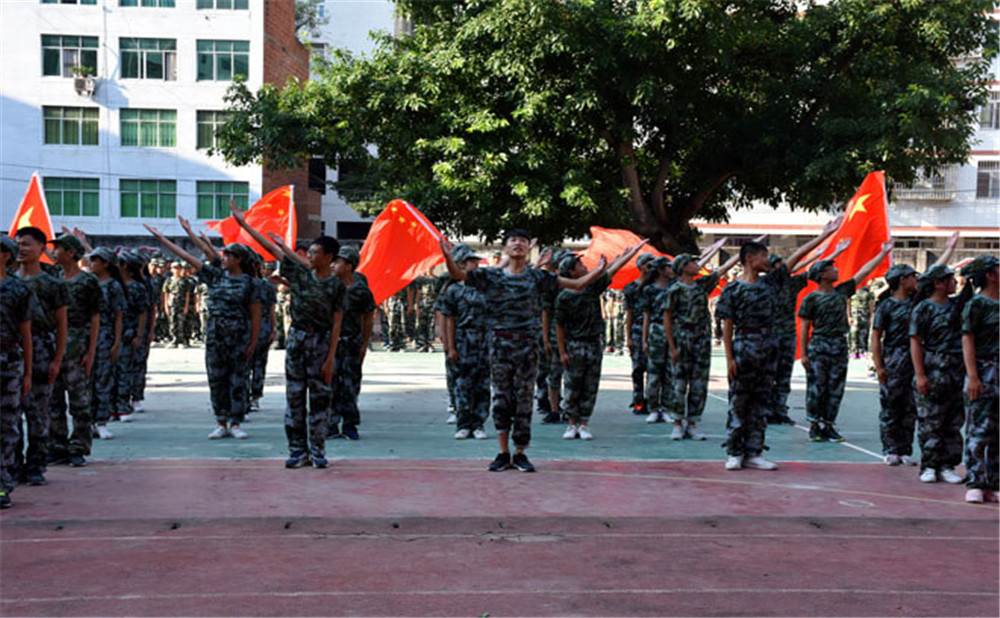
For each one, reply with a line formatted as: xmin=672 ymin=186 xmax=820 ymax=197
xmin=738 ymin=327 xmax=771 ymax=335
xmin=492 ymin=330 xmax=535 ymax=341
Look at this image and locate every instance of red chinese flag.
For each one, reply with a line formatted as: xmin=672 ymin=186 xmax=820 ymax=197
xmin=794 ymin=171 xmax=892 ymax=357
xmin=206 ymin=186 xmax=297 ymax=261
xmin=578 ymin=227 xmax=671 ymax=290
xmin=357 ymin=200 xmax=444 ymax=305
xmin=8 ymin=172 xmax=54 ymax=263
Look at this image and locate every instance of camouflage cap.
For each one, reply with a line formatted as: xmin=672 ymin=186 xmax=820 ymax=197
xmin=50 ymin=233 xmax=86 ymax=258
xmin=337 ymin=245 xmax=360 ymax=268
xmin=768 ymin=254 xmax=784 ymax=267
xmin=635 ymin=253 xmax=655 ymax=268
xmin=807 ymin=258 xmax=836 ymax=283
xmin=0 ymin=235 xmax=19 ymax=255
xmin=671 ymin=253 xmax=696 ymax=273
xmin=648 ymin=256 xmax=672 ymax=271
xmin=558 ymin=253 xmax=581 ymax=277
xmin=450 ymin=243 xmax=483 ymax=264
xmin=118 ymin=250 xmax=143 ymax=267
xmin=170 ymin=260 xmax=185 ymax=268
xmin=222 ymin=243 xmax=251 ymax=260
xmin=960 ymin=254 xmax=999 ymax=280
xmin=917 ymin=263 xmax=955 ymax=284
xmin=84 ymin=246 xmax=117 ymax=265
xmin=884 ymin=263 xmax=918 ymax=284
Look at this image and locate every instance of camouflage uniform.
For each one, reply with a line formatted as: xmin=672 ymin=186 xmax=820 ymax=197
xmin=414 ymin=275 xmax=438 ymax=349
xmin=116 ymin=279 xmax=150 ymax=414
xmin=872 ymin=296 xmax=917 ymax=456
xmin=151 ymin=270 xmax=170 ymax=342
xmin=910 ymin=297 xmax=965 ymax=473
xmin=1 ymin=276 xmax=37 ymax=493
xmin=48 ymin=271 xmax=102 ymax=459
xmin=542 ymin=281 xmax=564 ymax=404
xmin=404 ymin=280 xmax=418 ymax=343
xmin=664 ymin=272 xmax=720 ymax=424
xmin=195 ymin=282 xmax=209 ymax=344
xmin=850 ymin=286 xmax=874 ymax=356
xmin=251 ymin=277 xmax=277 ymax=402
xmin=91 ymin=278 xmax=125 ymax=424
xmin=644 ymin=282 xmax=676 ymax=416
xmin=438 ymin=280 xmax=490 ymax=431
xmin=555 ymin=274 xmax=611 ymax=424
xmin=962 ymin=293 xmax=998 ymax=492
xmin=466 ymin=267 xmax=558 ymax=448
xmin=274 ymin=285 xmax=290 ymax=349
xmin=767 ymin=269 xmax=808 ymax=420
xmin=614 ymin=290 xmax=627 ymax=353
xmin=282 ymin=257 xmax=346 ymax=459
xmin=798 ymin=280 xmax=856 ymax=426
xmin=164 ymin=274 xmax=193 ymax=346
xmin=329 ymin=277 xmax=376 ymax=432
xmin=130 ymin=278 xmax=155 ymax=404
xmin=434 ymin=279 xmax=460 ymax=414
xmin=623 ymin=279 xmax=647 ymax=407
xmin=387 ymin=289 xmax=407 ymax=351
xmin=14 ymin=271 xmax=69 ymax=478
xmin=715 ymin=266 xmax=789 ymax=458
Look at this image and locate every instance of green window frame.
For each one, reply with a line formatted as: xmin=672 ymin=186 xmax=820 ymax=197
xmin=120 ymin=179 xmax=176 ymax=218
xmin=120 ymin=38 xmax=177 ymax=80
xmin=43 ymin=106 xmax=99 ymax=145
xmin=120 ymin=109 xmax=176 ymax=147
xmin=196 ymin=110 xmax=230 ymax=149
xmin=43 ymin=177 xmax=100 ymax=217
xmin=42 ymin=1 xmax=98 ymax=5
xmin=196 ymin=40 xmax=249 ymax=81
xmin=196 ymin=181 xmax=249 ymax=219
xmin=120 ymin=0 xmax=175 ymax=6
xmin=196 ymin=0 xmax=249 ymax=9
xmin=42 ymin=34 xmax=98 ymax=77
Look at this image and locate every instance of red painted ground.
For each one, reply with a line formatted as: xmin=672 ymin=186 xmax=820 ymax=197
xmin=2 ymin=459 xmax=998 ymax=617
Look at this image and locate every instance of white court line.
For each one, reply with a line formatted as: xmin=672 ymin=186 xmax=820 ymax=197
xmin=706 ymin=392 xmax=883 ymax=460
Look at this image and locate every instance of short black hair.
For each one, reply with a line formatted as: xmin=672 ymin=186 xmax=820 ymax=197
xmin=739 ymin=241 xmax=768 ymax=264
xmin=503 ymin=228 xmax=531 ymax=244
xmin=310 ymin=236 xmax=340 ymax=256
xmin=14 ymin=226 xmax=47 ymax=244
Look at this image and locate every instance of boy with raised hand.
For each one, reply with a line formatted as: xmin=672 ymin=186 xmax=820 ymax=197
xmin=328 ymin=246 xmax=375 ymax=441
xmin=623 ymin=253 xmax=654 ymax=415
xmin=47 ymin=234 xmax=102 ymax=467
xmin=799 ymin=239 xmax=894 ymax=443
xmin=229 ymin=202 xmax=345 ymax=469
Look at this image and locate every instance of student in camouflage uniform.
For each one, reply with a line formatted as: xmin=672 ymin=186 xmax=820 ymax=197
xmin=249 ymin=254 xmax=277 ymax=413
xmin=959 ymin=255 xmax=999 ymax=503
xmin=84 ymin=247 xmax=124 ymax=441
xmin=435 ymin=275 xmax=460 ymax=424
xmin=47 ymin=234 xmax=102 ymax=467
xmin=115 ymin=253 xmax=149 ymax=423
xmin=164 ymin=262 xmax=193 ymax=347
xmin=405 ymin=279 xmax=418 ymax=346
xmin=128 ymin=252 xmax=155 ymax=414
xmin=849 ymin=285 xmax=875 ymax=358
xmin=151 ymin=258 xmax=170 ymax=342
xmin=603 ymin=290 xmax=619 ymax=353
xmin=623 ymin=253 xmax=654 ymax=414
xmin=556 ymin=247 xmax=643 ymax=440
xmin=909 ymin=264 xmax=968 ymax=485
xmin=540 ymin=248 xmax=570 ymax=424
xmin=0 ymin=236 xmax=36 ymax=509
xmin=440 ymin=231 xmax=622 ymax=473
xmin=798 ymin=241 xmax=893 ymax=442
xmin=184 ymin=265 xmax=202 ymax=342
xmin=13 ymin=227 xmax=68 ymax=486
xmin=439 ymin=244 xmax=491 ymax=440
xmin=231 ymin=205 xmax=345 ymax=469
xmin=328 ymin=246 xmax=376 ymax=441
xmin=641 ymin=257 xmax=676 ymax=424
xmin=275 ymin=281 xmax=290 ymax=350
xmin=663 ymin=247 xmax=736 ymax=440
xmin=387 ymin=288 xmax=408 ymax=351
xmin=414 ymin=273 xmax=438 ymax=351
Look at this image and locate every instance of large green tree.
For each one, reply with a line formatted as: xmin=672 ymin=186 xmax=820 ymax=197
xmin=217 ymin=0 xmax=996 ymax=251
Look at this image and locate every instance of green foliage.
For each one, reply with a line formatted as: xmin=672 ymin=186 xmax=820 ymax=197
xmin=216 ymin=0 xmax=996 ymax=251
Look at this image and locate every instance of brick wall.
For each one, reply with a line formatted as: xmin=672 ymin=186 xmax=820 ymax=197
xmin=262 ymin=0 xmax=321 ymax=240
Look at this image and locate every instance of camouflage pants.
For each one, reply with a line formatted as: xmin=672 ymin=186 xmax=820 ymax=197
xmin=155 ymin=310 xmax=170 ymax=342
xmin=329 ymin=335 xmax=363 ymax=429
xmin=16 ymin=335 xmax=55 ymax=476
xmin=169 ymin=307 xmax=189 ymax=345
xmin=767 ymin=331 xmax=797 ymax=417
xmin=805 ymin=335 xmax=849 ymax=425
xmin=275 ymin=305 xmax=287 ymax=349
xmin=629 ymin=325 xmax=646 ymax=406
xmin=90 ymin=327 xmax=116 ymax=424
xmin=131 ymin=336 xmax=150 ymax=402
xmin=670 ymin=330 xmax=711 ymax=423
xmin=614 ymin=314 xmax=626 ymax=351
xmin=544 ymin=343 xmax=563 ymax=392
xmin=205 ymin=323 xmax=250 ymax=425
xmin=405 ymin=309 xmax=416 ymax=342
xmin=563 ymin=338 xmax=603 ymax=423
xmin=605 ymin=315 xmax=619 ymax=350
xmin=1 ymin=349 xmax=23 ymax=492
xmin=187 ymin=311 xmax=202 ymax=341
xmin=646 ymin=326 xmax=674 ymax=413
xmin=115 ymin=329 xmax=137 ymax=413
xmin=489 ymin=333 xmax=537 ymax=448
xmin=454 ymin=328 xmax=490 ymax=430
xmin=534 ymin=336 xmax=550 ymax=413
xmin=726 ymin=333 xmax=777 ymax=458
xmin=49 ymin=329 xmax=92 ymax=457
xmin=878 ymin=346 xmax=916 ymax=456
xmin=445 ymin=355 xmax=457 ymax=410
xmin=250 ymin=323 xmax=271 ymax=400
xmin=378 ymin=308 xmax=389 ymax=348
xmin=284 ymin=327 xmax=333 ymax=456
xmin=850 ymin=316 xmax=870 ymax=355
xmin=387 ymin=299 xmax=406 ymax=350
xmin=965 ymin=359 xmax=999 ymax=491
xmin=415 ymin=302 xmax=436 ymax=347
xmin=915 ymin=351 xmax=965 ymax=472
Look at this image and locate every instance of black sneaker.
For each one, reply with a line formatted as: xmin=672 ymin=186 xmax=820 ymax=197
xmin=343 ymin=426 xmax=360 ymax=441
xmin=47 ymin=451 xmax=69 ymax=466
xmin=808 ymin=423 xmax=825 ymax=442
xmin=824 ymin=425 xmax=845 ymax=442
xmin=25 ymin=472 xmax=47 ymax=486
xmin=773 ymin=415 xmax=796 ymax=425
xmin=68 ymin=455 xmax=87 ymax=467
xmin=540 ymin=411 xmax=562 ymax=424
xmin=0 ymin=490 xmax=10 ymax=509
xmin=512 ymin=453 xmax=535 ymax=473
xmin=310 ymin=450 xmax=329 ymax=469
xmin=327 ymin=425 xmax=343 ymax=439
xmin=488 ymin=452 xmax=511 ymax=472
xmin=284 ymin=450 xmax=309 ymax=469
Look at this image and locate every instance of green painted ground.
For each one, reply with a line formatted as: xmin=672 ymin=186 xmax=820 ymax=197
xmin=89 ymin=343 xmax=894 ymax=465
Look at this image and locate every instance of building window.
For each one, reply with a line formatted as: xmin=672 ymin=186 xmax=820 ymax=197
xmin=196 ymin=0 xmax=249 ymax=8
xmin=42 ymin=35 xmax=98 ymax=77
xmin=43 ymin=106 xmax=99 ymax=145
xmin=121 ymin=109 xmax=176 ymax=147
xmin=196 ymin=111 xmax=230 ymax=149
xmin=120 ymin=0 xmax=174 ymax=6
xmin=196 ymin=181 xmax=248 ymax=219
xmin=976 ymin=161 xmax=1000 ymax=199
xmin=41 ymin=0 xmax=98 ymax=5
xmin=44 ymin=177 xmax=100 ymax=216
xmin=120 ymin=38 xmax=177 ymax=80
xmin=979 ymin=91 xmax=1000 ymax=130
xmin=196 ymin=40 xmax=249 ymax=81
xmin=120 ymin=180 xmax=176 ymax=218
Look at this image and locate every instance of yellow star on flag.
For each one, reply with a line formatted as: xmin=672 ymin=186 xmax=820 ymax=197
xmin=846 ymin=193 xmax=870 ymax=223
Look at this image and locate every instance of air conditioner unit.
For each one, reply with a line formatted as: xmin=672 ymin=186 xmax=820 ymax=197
xmin=74 ymin=76 xmax=97 ymax=98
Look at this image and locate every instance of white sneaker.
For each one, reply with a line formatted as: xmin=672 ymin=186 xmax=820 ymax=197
xmin=939 ymin=467 xmax=965 ymax=484
xmin=446 ymin=413 xmax=458 ymax=425
xmin=884 ymin=454 xmax=901 ymax=466
xmin=562 ymin=425 xmax=578 ymax=440
xmin=472 ymin=427 xmax=488 ymax=440
xmin=901 ymin=455 xmax=919 ymax=466
xmin=743 ymin=456 xmax=779 ymax=471
xmin=919 ymin=468 xmax=937 ymax=483
xmin=132 ymin=400 xmax=144 ymax=413
xmin=725 ymin=455 xmax=743 ymax=470
xmin=965 ymin=488 xmax=984 ymax=503
xmin=669 ymin=424 xmax=684 ymax=440
xmin=119 ymin=413 xmax=134 ymax=423
xmin=97 ymin=425 xmax=114 ymax=440
xmin=685 ymin=424 xmax=707 ymax=441
xmin=645 ymin=411 xmax=660 ymax=424
xmin=578 ymin=425 xmax=593 ymax=441
xmin=453 ymin=428 xmax=471 ymax=440
xmin=229 ymin=426 xmax=248 ymax=440
xmin=208 ymin=426 xmax=228 ymax=439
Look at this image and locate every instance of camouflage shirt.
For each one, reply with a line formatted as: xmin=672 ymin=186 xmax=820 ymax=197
xmin=871 ymin=296 xmax=913 ymax=350
xmin=962 ymin=294 xmax=999 ymax=360
xmin=554 ymin=273 xmax=612 ymax=341
xmin=910 ymin=297 xmax=962 ymax=355
xmin=341 ymin=278 xmax=377 ymax=339
xmin=198 ymin=264 xmax=259 ymax=323
xmin=98 ymin=278 xmax=126 ymax=332
xmin=798 ymin=280 xmax=857 ymax=338
xmin=164 ymin=275 xmax=195 ymax=309
xmin=280 ymin=257 xmax=346 ymax=332
xmin=773 ymin=272 xmax=808 ymax=334
xmin=851 ymin=286 xmax=875 ymax=318
xmin=150 ymin=273 xmax=166 ymax=307
xmin=123 ymin=280 xmax=151 ymax=334
xmin=623 ymin=279 xmax=645 ymax=318
xmin=641 ymin=281 xmax=674 ymax=330
xmin=437 ymin=280 xmax=487 ymax=332
xmin=663 ymin=272 xmax=721 ymax=333
xmin=714 ymin=266 xmax=789 ymax=331
xmin=15 ymin=271 xmax=69 ymax=337
xmin=63 ymin=271 xmax=103 ymax=329
xmin=465 ymin=266 xmax=558 ymax=334
xmin=415 ymin=276 xmax=438 ymax=307
xmin=1 ymin=276 xmax=38 ymax=346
